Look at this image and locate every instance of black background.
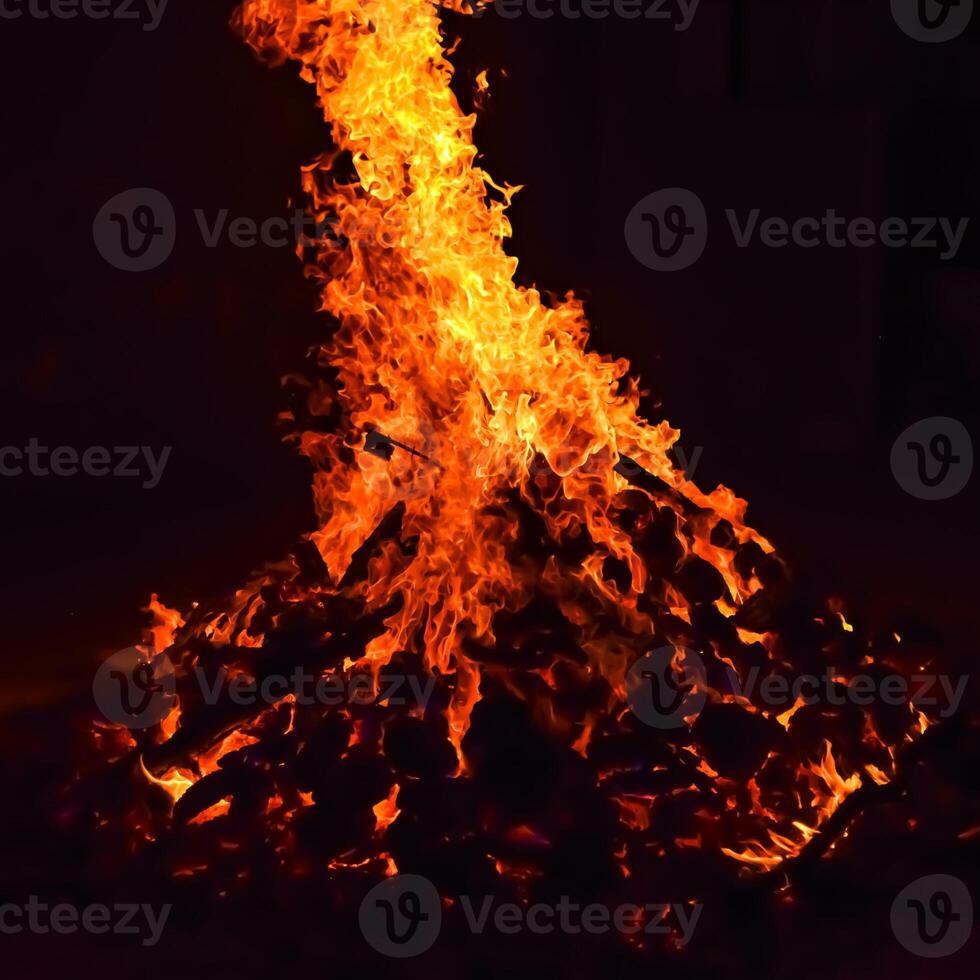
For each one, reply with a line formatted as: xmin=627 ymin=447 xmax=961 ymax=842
xmin=0 ymin=0 xmax=977 ymax=724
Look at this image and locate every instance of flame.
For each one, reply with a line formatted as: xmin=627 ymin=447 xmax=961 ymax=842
xmin=372 ymin=783 xmax=401 ymax=833
xmin=189 ymin=798 xmax=233 ymax=825
xmin=775 ymin=695 xmax=805 ymax=730
xmin=828 ymin=598 xmax=853 ymax=633
xmin=864 ymin=764 xmax=890 ymax=786
xmin=199 ymin=732 xmax=260 ymax=776
xmin=143 ymin=594 xmax=185 ymax=653
xmin=229 ymin=0 xmax=771 ymax=758
xmin=723 ymin=742 xmax=861 ymax=870
xmin=138 ymin=731 xmax=260 ymax=808
xmin=807 ymin=740 xmax=861 ymax=822
xmin=721 ymin=823 xmax=818 ymax=871
xmin=139 ymin=756 xmax=195 ymax=803
xmin=87 ymin=0 xmax=924 ymax=889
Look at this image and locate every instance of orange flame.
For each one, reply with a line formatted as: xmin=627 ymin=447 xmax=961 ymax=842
xmin=229 ymin=0 xmax=771 ymax=761
xmin=372 ymin=783 xmax=401 ymax=833
xmin=143 ymin=594 xmax=185 ymax=653
xmin=93 ymin=1 xmax=919 ymax=885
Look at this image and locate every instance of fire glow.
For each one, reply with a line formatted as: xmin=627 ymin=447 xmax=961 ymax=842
xmin=87 ymin=0 xmax=937 ymax=905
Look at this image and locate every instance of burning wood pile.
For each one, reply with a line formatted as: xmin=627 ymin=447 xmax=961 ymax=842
xmin=70 ymin=0 xmax=972 ymax=968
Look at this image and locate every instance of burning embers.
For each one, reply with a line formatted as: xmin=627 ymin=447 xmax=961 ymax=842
xmin=81 ymin=0 xmax=947 ymax=937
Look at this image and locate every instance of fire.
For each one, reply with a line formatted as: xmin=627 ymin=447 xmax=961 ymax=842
xmin=807 ymin=739 xmax=861 ymax=823
xmin=144 ymin=593 xmax=185 ymax=653
xmin=372 ymin=783 xmax=401 ymax=833
xmin=721 ymin=823 xmax=818 ymax=872
xmin=199 ymin=732 xmax=260 ymax=777
xmin=139 ymin=756 xmax=195 ymax=803
xmin=84 ymin=0 xmax=931 ymax=896
xmin=722 ymin=742 xmax=862 ymax=871
xmin=231 ymin=0 xmax=770 ymax=755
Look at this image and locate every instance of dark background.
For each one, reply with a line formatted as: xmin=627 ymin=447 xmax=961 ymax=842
xmin=0 ymin=0 xmax=978 ymax=715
